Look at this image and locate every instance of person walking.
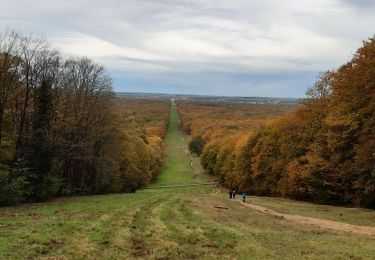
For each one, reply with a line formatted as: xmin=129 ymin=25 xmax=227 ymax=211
xmin=229 ymin=190 xmax=233 ymax=199
xmin=232 ymin=190 xmax=236 ymax=199
xmin=242 ymin=192 xmax=247 ymax=203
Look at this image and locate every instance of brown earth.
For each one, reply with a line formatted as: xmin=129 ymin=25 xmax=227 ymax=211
xmin=239 ymin=201 xmax=375 ymax=236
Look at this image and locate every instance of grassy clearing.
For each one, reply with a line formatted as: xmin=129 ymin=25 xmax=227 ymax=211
xmin=147 ymin=101 xmax=214 ymax=192
xmin=1 ymin=192 xmax=375 ymax=259
xmin=150 ymin=102 xmax=201 ymax=186
xmin=1 ymin=102 xmax=375 ymax=259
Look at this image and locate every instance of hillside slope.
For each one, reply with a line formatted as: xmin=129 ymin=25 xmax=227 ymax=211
xmin=0 ymin=102 xmax=374 ymax=259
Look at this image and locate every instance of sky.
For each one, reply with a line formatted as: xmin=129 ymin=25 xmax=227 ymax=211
xmin=0 ymin=0 xmax=374 ymax=97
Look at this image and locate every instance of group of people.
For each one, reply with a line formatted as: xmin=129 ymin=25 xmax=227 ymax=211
xmin=229 ymin=190 xmax=247 ymax=203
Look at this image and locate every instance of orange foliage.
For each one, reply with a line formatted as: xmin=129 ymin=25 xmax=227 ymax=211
xmin=182 ymin=37 xmax=375 ymax=208
xmin=177 ymin=100 xmax=294 ymax=142
xmin=114 ymin=98 xmax=170 ymax=191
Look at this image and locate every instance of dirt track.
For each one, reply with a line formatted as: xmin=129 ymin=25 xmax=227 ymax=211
xmin=239 ymin=201 xmax=375 ymax=236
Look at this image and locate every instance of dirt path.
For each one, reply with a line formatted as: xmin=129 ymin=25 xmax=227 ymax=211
xmin=238 ymin=201 xmax=375 ymax=236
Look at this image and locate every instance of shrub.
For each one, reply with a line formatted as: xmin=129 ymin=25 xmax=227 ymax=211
xmin=0 ymin=167 xmax=27 ymax=206
xmin=189 ymin=135 xmax=205 ymax=156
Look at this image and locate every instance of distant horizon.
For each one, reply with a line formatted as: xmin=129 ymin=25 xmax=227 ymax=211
xmin=115 ymin=91 xmax=300 ymax=100
xmin=2 ymin=0 xmax=374 ymax=97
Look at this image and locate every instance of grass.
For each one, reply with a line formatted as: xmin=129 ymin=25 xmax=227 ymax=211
xmin=1 ymin=193 xmax=375 ymax=259
xmin=150 ymin=102 xmax=197 ymax=186
xmin=146 ymin=101 xmax=214 ymax=193
xmin=0 ymin=101 xmax=375 ymax=259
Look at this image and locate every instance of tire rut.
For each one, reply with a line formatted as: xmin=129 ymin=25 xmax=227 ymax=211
xmin=129 ymin=196 xmax=168 ymax=258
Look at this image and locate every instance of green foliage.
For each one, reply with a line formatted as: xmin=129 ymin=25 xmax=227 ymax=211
xmin=0 ymin=168 xmax=27 ymax=206
xmin=27 ymin=79 xmax=56 ymax=201
xmin=9 ymin=159 xmax=61 ymax=202
xmin=0 ymin=141 xmax=15 ymax=162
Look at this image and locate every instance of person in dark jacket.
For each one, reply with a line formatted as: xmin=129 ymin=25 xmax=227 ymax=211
xmin=242 ymin=192 xmax=247 ymax=203
xmin=229 ymin=190 xmax=233 ymax=199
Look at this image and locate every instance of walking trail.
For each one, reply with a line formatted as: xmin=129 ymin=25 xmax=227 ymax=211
xmin=152 ymin=101 xmax=375 ymax=237
xmin=237 ymin=200 xmax=375 ymax=236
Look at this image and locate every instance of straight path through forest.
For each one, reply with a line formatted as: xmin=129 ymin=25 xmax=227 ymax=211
xmin=149 ymin=100 xmax=375 ymax=237
xmin=1 ymin=100 xmax=375 ymax=259
xmin=148 ymin=100 xmax=215 ymax=189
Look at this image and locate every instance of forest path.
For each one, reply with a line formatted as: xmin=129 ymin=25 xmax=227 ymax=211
xmin=154 ymin=100 xmax=375 ymax=236
xmin=1 ymin=101 xmax=375 ymax=259
xmin=147 ymin=100 xmax=214 ymax=191
xmin=237 ymin=200 xmax=375 ymax=236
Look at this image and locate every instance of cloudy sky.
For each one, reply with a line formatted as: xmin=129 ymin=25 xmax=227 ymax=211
xmin=1 ymin=0 xmax=374 ymax=97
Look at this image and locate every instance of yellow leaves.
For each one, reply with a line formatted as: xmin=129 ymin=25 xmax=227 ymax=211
xmin=115 ymin=99 xmax=169 ymax=190
xmin=181 ymin=37 xmax=375 ymax=207
xmin=177 ymin=100 xmax=293 ymax=145
xmin=324 ymin=111 xmax=359 ymax=130
xmin=234 ymin=133 xmax=250 ymax=152
xmin=147 ymin=136 xmax=163 ymax=147
xmin=286 ymin=159 xmax=309 ymax=198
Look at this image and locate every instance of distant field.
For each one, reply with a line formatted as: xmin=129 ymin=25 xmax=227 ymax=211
xmin=116 ymin=92 xmax=300 ymax=105
xmin=1 ymin=101 xmax=374 ymax=259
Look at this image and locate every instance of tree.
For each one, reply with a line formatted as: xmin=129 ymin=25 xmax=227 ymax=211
xmin=181 ymin=37 xmax=375 ymax=208
xmin=0 ymin=30 xmax=21 ymax=144
xmin=27 ymin=78 xmax=57 ymax=200
xmin=189 ymin=135 xmax=205 ymax=155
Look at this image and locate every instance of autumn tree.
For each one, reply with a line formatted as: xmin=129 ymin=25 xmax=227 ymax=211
xmin=189 ymin=135 xmax=205 ymax=155
xmin=188 ymin=36 xmax=375 ymax=208
xmin=0 ymin=30 xmax=170 ymax=206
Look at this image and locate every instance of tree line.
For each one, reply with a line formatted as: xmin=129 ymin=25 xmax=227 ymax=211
xmin=114 ymin=98 xmax=169 ymax=192
xmin=181 ymin=37 xmax=375 ymax=208
xmin=178 ymin=100 xmax=293 ymax=143
xmin=0 ymin=30 xmax=168 ymax=206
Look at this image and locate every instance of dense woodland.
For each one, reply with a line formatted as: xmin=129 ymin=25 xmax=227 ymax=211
xmin=181 ymin=38 xmax=375 ymax=208
xmin=178 ymin=100 xmax=294 ymax=143
xmin=114 ymin=98 xmax=169 ymax=192
xmin=1 ymin=28 xmax=374 ymax=209
xmin=0 ymin=30 xmax=168 ymax=206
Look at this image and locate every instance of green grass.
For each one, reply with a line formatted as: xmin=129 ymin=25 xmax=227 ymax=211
xmin=146 ymin=101 xmax=214 ymax=193
xmin=150 ymin=102 xmax=196 ymax=186
xmin=1 ymin=192 xmax=375 ymax=259
xmin=1 ymin=101 xmax=375 ymax=259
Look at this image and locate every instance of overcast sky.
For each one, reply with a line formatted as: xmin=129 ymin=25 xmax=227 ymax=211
xmin=1 ymin=0 xmax=374 ymax=97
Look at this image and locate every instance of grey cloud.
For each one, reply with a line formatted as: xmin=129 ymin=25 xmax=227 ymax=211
xmin=1 ymin=0 xmax=374 ymax=97
xmin=340 ymin=0 xmax=375 ymax=8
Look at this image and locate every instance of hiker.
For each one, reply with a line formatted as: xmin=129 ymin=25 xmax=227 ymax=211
xmin=242 ymin=192 xmax=247 ymax=203
xmin=232 ymin=190 xmax=236 ymax=199
xmin=229 ymin=190 xmax=233 ymax=199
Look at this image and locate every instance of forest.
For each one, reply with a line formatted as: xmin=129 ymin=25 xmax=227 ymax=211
xmin=181 ymin=37 xmax=375 ymax=208
xmin=178 ymin=100 xmax=295 ymax=149
xmin=0 ymin=30 xmax=169 ymax=206
xmin=178 ymin=100 xmax=295 ymax=157
xmin=1 ymin=28 xmax=374 ymax=210
xmin=114 ymin=98 xmax=169 ymax=192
